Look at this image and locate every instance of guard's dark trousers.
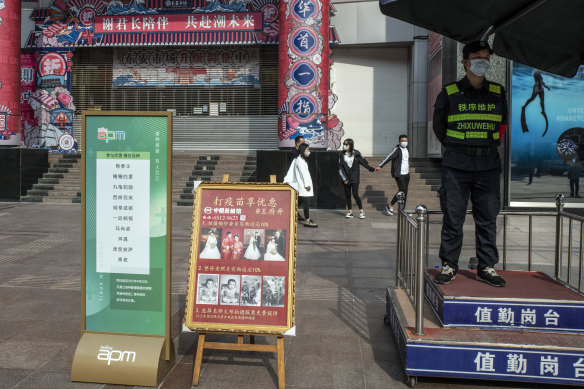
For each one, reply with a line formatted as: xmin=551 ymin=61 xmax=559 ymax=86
xmin=439 ymin=166 xmax=500 ymax=271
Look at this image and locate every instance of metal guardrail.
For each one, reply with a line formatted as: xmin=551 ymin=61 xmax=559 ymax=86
xmin=395 ymin=192 xmax=584 ymax=335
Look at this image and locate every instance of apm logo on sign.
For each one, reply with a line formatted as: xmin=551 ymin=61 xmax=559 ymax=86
xmin=97 ymin=345 xmax=136 ymax=365
xmin=97 ymin=127 xmax=126 ymax=143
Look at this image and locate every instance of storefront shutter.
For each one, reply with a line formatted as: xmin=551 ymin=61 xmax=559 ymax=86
xmin=71 ymin=46 xmax=279 ymax=151
xmin=330 ymin=47 xmax=409 ymax=156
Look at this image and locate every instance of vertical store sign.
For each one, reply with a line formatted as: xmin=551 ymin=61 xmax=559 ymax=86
xmin=72 ymin=112 xmax=173 ymax=386
xmin=278 ymin=0 xmax=330 ymax=148
xmin=83 ymin=112 xmax=170 ymax=335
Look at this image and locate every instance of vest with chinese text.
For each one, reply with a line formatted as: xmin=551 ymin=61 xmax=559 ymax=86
xmin=444 ymin=81 xmax=504 ymax=147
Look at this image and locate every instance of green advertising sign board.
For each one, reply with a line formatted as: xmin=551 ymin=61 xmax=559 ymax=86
xmin=82 ymin=112 xmax=172 ymax=337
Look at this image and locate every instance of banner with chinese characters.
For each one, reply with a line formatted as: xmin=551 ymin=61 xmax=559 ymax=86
xmin=27 ymin=0 xmax=276 ymax=48
xmin=184 ymin=183 xmax=297 ymax=334
xmin=112 ymin=47 xmax=260 ymax=87
xmin=95 ymin=12 xmax=262 ymax=34
xmin=82 ymin=111 xmax=172 ymax=337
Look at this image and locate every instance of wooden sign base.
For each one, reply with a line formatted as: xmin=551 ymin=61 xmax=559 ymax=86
xmin=192 ymin=332 xmax=285 ymax=388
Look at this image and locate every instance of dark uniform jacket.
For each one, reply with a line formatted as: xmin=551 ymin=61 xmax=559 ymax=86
xmin=289 ymin=147 xmax=300 ymax=163
xmin=379 ymin=145 xmax=408 ymax=179
xmin=433 ymin=76 xmax=508 ymax=171
xmin=338 ymin=150 xmax=375 ymax=184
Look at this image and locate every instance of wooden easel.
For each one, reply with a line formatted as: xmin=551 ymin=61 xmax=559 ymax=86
xmin=192 ymin=332 xmax=285 ymax=388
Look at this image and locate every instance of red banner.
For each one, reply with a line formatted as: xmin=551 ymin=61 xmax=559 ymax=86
xmin=186 ymin=185 xmax=296 ymax=331
xmin=95 ymin=12 xmax=262 ymax=34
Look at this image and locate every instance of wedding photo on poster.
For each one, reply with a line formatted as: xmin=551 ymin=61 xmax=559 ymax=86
xmin=184 ymin=183 xmax=297 ymax=334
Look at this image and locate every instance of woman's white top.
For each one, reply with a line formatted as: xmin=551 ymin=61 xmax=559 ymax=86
xmin=284 ymin=157 xmax=314 ymax=197
xmin=343 ymin=152 xmax=354 ymax=168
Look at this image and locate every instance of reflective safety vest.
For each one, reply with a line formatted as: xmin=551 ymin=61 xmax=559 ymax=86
xmin=443 ymin=81 xmax=504 ymax=147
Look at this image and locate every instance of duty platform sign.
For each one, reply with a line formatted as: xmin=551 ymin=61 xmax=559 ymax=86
xmin=72 ymin=112 xmax=174 ymax=386
xmin=407 ymin=344 xmax=584 ymax=386
xmin=424 ymin=271 xmax=584 ymax=333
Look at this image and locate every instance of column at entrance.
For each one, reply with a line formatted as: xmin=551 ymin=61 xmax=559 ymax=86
xmin=278 ymin=0 xmax=329 ymax=148
xmin=0 ymin=0 xmax=22 ymax=146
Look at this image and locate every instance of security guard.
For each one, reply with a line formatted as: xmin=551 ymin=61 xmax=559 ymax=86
xmin=433 ymin=41 xmax=508 ymax=287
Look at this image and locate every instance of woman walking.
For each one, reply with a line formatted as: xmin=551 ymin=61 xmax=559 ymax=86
xmin=284 ymin=143 xmax=317 ymax=227
xmin=338 ymin=138 xmax=376 ymax=219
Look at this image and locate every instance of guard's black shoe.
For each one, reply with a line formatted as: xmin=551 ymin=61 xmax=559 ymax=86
xmin=476 ymin=267 xmax=506 ymax=287
xmin=435 ymin=265 xmax=456 ymax=284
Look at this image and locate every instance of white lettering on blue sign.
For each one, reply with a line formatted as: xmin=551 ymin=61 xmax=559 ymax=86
xmin=506 ymin=353 xmax=527 ymax=374
xmin=498 ymin=307 xmax=515 ymax=324
xmin=521 ymin=308 xmax=537 ymax=325
xmin=475 ymin=307 xmax=492 ymax=323
xmin=474 ymin=352 xmax=496 ymax=372
xmin=544 ymin=309 xmax=560 ymax=326
xmin=574 ymin=358 xmax=584 ymax=378
xmin=540 ymin=356 xmax=559 ymax=376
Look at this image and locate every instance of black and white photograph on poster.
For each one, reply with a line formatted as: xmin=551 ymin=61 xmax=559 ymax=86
xmin=199 ymin=228 xmax=222 ymax=259
xmin=219 ymin=274 xmax=240 ymax=305
xmin=262 ymin=276 xmax=285 ymax=307
xmin=264 ymin=229 xmax=286 ymax=261
xmin=243 ymin=229 xmax=264 ymax=260
xmin=240 ymin=275 xmax=261 ymax=306
xmin=196 ymin=274 xmax=219 ymax=305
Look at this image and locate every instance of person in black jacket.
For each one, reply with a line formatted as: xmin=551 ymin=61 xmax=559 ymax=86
xmin=289 ymin=135 xmax=305 ymax=163
xmin=338 ymin=138 xmax=376 ymax=219
xmin=375 ymin=134 xmax=410 ymax=216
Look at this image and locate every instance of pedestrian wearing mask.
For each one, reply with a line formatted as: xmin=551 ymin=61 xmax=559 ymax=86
xmin=284 ymin=143 xmax=317 ymax=227
xmin=432 ymin=40 xmax=508 ymax=287
xmin=338 ymin=138 xmax=376 ymax=219
xmin=375 ymin=134 xmax=410 ymax=216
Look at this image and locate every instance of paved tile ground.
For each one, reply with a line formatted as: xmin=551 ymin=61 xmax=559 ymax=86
xmin=0 ymin=202 xmax=565 ymax=389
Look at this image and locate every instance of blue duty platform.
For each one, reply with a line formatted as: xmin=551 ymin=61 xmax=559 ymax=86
xmin=385 ymin=269 xmax=584 ymax=387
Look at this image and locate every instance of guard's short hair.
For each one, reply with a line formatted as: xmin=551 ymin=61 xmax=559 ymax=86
xmin=294 ymin=136 xmax=304 ymax=145
xmin=399 ymin=134 xmax=408 ymax=140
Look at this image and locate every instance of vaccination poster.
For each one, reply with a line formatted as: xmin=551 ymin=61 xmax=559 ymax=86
xmin=184 ymin=183 xmax=297 ymax=334
xmin=510 ymin=63 xmax=584 ymax=205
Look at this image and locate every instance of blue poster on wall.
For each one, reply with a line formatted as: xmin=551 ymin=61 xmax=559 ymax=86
xmin=510 ymin=64 xmax=584 ymax=205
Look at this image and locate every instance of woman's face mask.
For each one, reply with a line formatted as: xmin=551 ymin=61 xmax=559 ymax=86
xmin=343 ymin=145 xmax=348 ymax=151
xmin=304 ymin=151 xmax=311 ymax=157
xmin=469 ymin=59 xmax=490 ymax=77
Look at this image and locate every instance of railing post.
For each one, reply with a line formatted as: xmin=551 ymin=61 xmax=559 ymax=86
xmin=395 ymin=192 xmax=406 ymax=288
xmin=415 ymin=205 xmax=427 ymax=336
xmin=555 ymin=193 xmax=565 ymax=279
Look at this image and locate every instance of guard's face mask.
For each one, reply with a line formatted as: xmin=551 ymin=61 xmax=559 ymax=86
xmin=400 ymin=142 xmax=408 ymax=148
xmin=469 ymin=59 xmax=490 ymax=77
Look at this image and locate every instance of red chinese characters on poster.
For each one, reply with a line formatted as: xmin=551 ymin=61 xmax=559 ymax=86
xmin=188 ymin=186 xmax=295 ymax=330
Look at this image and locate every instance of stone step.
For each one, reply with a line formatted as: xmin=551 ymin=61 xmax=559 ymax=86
xmin=51 ymin=185 xmax=81 ymax=191
xmin=47 ymin=190 xmax=80 ymax=197
xmin=38 ymin=178 xmax=60 ymax=184
xmin=27 ymin=189 xmax=49 ymax=196
xmin=43 ymin=173 xmax=65 ymax=179
xmin=20 ymin=196 xmax=44 ymax=203
xmin=42 ymin=197 xmax=76 ymax=203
